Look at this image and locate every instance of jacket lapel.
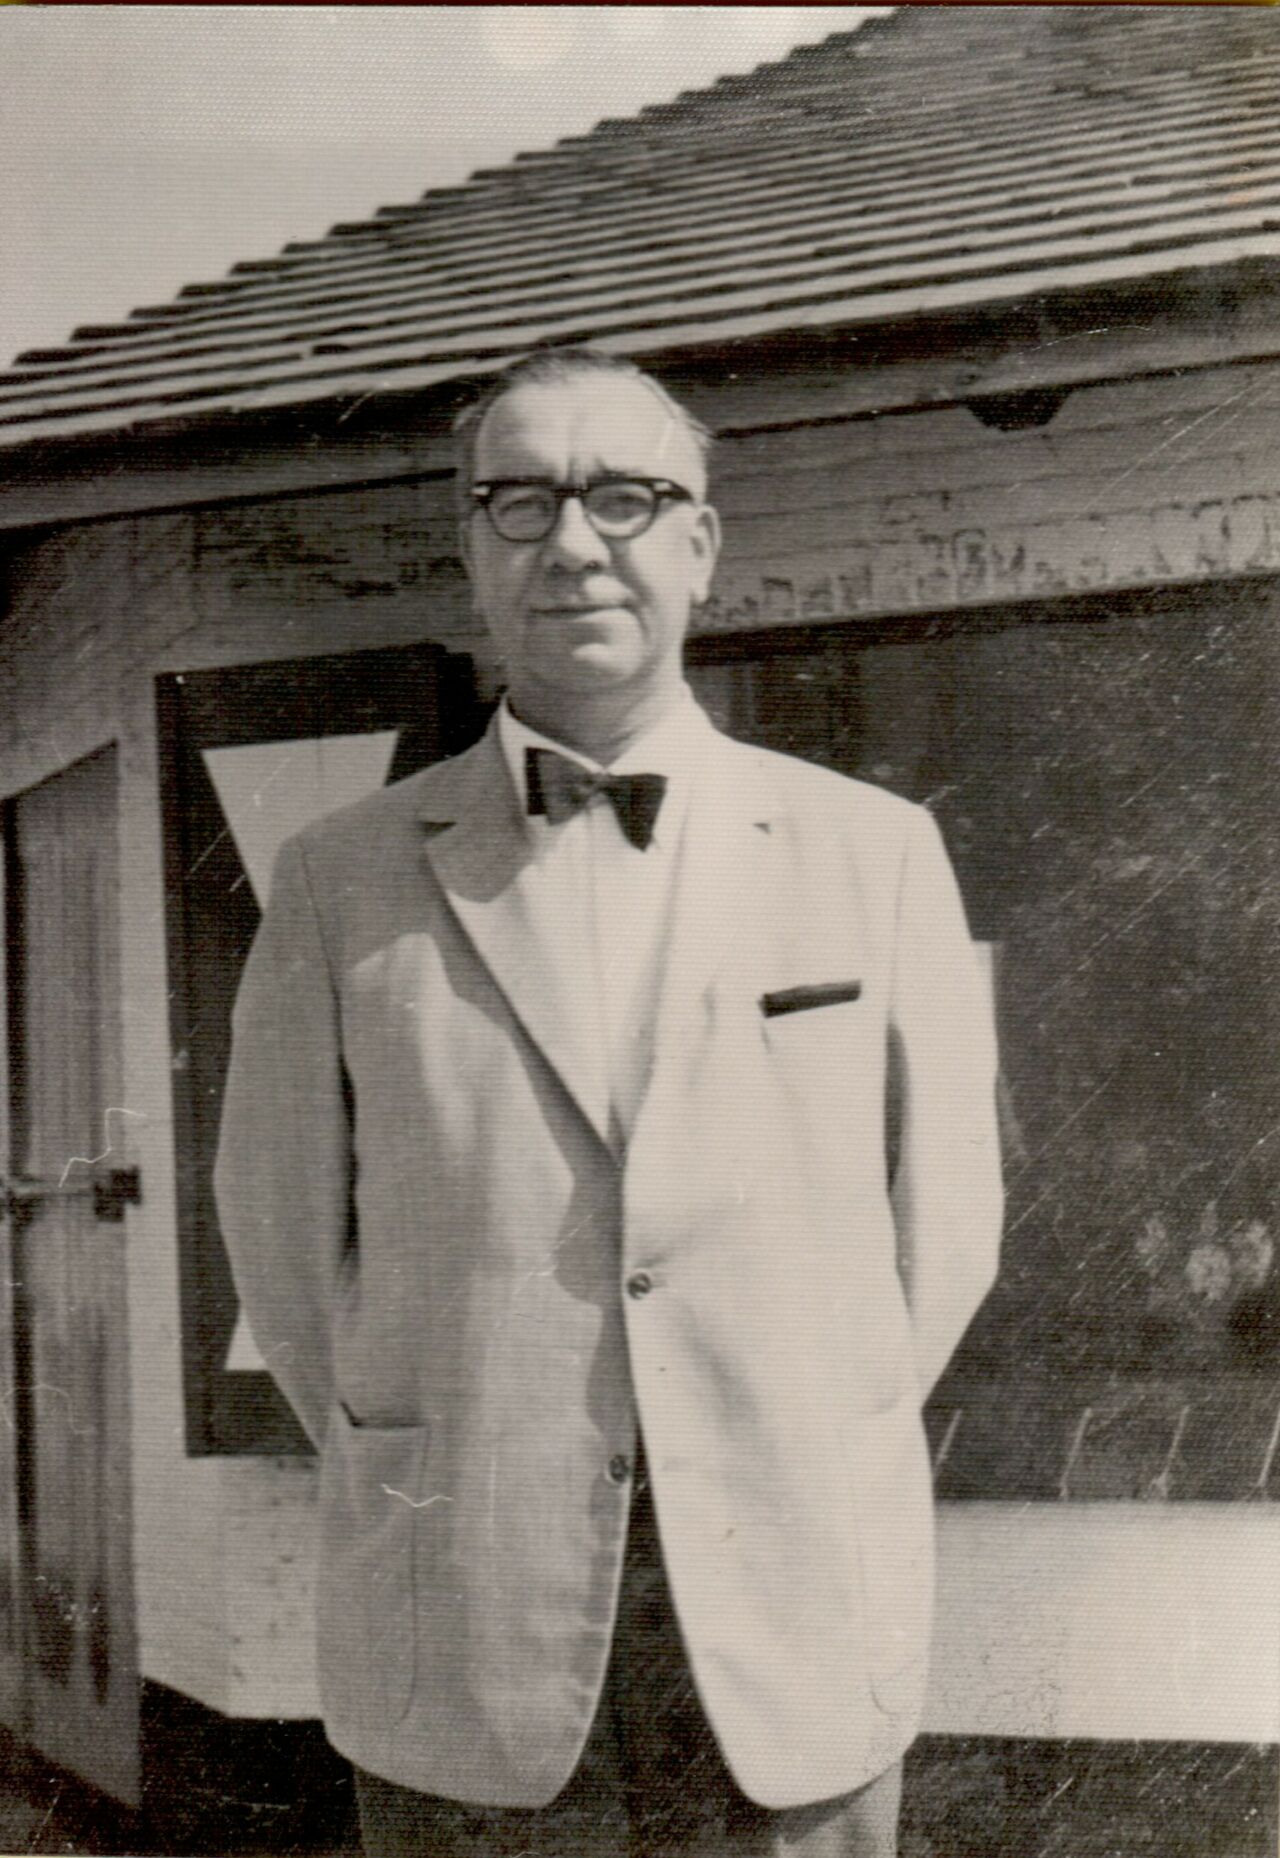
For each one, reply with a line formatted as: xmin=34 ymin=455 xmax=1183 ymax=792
xmin=417 ymin=725 xmax=613 ymax=1149
xmin=648 ymin=731 xmax=784 ymax=1083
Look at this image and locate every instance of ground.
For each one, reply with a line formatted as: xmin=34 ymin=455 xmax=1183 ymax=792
xmin=0 ymin=1711 xmax=1273 ymax=1856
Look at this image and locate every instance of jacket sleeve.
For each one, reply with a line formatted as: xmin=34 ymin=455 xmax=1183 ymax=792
xmin=213 ymin=835 xmax=352 ymax=1447
xmin=888 ymin=804 xmax=1004 ymax=1399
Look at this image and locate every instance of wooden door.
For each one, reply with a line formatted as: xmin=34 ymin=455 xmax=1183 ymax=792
xmin=2 ymin=747 xmax=139 ymax=1803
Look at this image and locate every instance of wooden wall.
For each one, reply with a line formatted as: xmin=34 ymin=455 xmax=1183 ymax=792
xmin=705 ymin=359 xmax=1280 ymax=629
xmin=0 ymin=350 xmax=1277 ymax=1735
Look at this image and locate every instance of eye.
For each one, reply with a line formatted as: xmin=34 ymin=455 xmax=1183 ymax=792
xmin=490 ymin=485 xmax=554 ymax=528
xmin=586 ymin=480 xmax=655 ymax=528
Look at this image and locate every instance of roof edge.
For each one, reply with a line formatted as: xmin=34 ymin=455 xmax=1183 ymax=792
xmin=0 ymin=265 xmax=1275 ymax=536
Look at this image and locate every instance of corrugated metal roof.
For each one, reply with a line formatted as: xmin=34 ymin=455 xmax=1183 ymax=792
xmin=3 ymin=5 xmax=1279 ymax=453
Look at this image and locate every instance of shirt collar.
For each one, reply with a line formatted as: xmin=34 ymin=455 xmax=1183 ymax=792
xmin=497 ymin=686 xmax=708 ymax=850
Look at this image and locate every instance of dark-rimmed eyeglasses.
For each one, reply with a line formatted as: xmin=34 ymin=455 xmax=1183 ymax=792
xmin=470 ymin=476 xmax=695 ymax=544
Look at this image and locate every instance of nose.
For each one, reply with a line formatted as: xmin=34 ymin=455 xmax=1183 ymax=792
xmin=542 ymin=492 xmax=607 ymax=568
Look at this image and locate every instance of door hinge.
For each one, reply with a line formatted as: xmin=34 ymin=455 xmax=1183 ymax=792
xmin=92 ymin=1168 xmax=142 ymax=1223
xmin=2 ymin=1167 xmax=142 ymax=1224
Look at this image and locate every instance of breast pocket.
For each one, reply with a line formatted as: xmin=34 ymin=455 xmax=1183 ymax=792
xmin=761 ymin=980 xmax=862 ymax=1020
xmin=316 ymin=1402 xmax=432 ymax=1732
xmin=760 ymin=983 xmax=867 ymax=1103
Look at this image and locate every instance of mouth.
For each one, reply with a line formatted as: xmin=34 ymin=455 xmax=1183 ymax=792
xmin=533 ymin=602 xmax=630 ymax=620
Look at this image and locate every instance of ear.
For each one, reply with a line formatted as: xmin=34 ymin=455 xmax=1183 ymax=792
xmin=688 ymin=502 xmax=722 ymax=605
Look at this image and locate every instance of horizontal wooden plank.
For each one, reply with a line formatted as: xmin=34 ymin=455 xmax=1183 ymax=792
xmin=699 ymin=489 xmax=1280 ymax=628
xmin=716 ymin=368 xmax=1280 ymax=480
xmin=714 ymin=401 xmax=1280 ymax=515
xmin=722 ymin=472 xmax=1280 ymax=592
xmin=928 ymin=1513 xmax=1280 ymax=1743
xmin=738 ymin=450 xmax=1280 ymax=541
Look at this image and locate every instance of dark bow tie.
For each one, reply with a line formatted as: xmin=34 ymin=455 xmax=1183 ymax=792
xmin=525 ymin=747 xmax=667 ymax=851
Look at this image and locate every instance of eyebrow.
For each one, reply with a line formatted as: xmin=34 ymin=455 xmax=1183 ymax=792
xmin=478 ymin=469 xmax=666 ymax=483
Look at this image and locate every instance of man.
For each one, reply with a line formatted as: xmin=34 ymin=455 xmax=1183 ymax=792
xmin=215 ymin=348 xmax=1003 ymax=1857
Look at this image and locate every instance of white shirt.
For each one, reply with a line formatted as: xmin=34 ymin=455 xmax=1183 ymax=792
xmin=498 ymin=688 xmax=708 ymax=1146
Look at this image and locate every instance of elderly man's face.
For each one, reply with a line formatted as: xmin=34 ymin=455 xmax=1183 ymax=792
xmin=462 ymin=375 xmax=720 ymax=718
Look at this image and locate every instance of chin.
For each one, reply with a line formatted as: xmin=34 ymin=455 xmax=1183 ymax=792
xmin=547 ymin=646 xmax=638 ymax=688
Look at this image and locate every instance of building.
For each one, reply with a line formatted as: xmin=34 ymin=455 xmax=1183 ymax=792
xmin=0 ymin=6 xmax=1277 ymax=1845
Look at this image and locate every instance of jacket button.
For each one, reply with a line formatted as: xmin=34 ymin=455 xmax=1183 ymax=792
xmin=626 ymin=1271 xmax=654 ymax=1299
xmin=607 ymin=1454 xmax=631 ymax=1485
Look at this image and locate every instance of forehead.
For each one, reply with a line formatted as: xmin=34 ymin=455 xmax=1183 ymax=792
xmin=473 ymin=376 xmax=705 ymax=490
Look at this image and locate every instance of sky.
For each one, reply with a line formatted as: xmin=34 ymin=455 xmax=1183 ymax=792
xmin=1 ymin=6 xmax=878 ymax=369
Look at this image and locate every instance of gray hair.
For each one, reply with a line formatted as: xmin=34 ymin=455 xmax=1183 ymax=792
xmin=452 ymin=347 xmax=713 ymax=516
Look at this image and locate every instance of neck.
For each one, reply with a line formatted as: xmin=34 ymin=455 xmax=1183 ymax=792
xmin=508 ymin=679 xmax=684 ymax=766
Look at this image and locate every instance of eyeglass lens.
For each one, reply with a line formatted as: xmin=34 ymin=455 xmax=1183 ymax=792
xmin=487 ymin=480 xmax=662 ymax=541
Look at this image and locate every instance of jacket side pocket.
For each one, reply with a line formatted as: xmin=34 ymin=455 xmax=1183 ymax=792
xmin=316 ymin=1403 xmax=431 ymax=1732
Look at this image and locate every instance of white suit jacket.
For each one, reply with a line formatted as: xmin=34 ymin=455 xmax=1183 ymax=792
xmin=214 ymin=712 xmax=1003 ymax=1809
